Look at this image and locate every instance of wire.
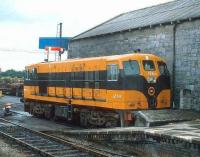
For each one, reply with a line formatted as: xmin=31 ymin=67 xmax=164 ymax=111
xmin=0 ymin=48 xmax=67 ymax=57
xmin=0 ymin=48 xmax=43 ymax=54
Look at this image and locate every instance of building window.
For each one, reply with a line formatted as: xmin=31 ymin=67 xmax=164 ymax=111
xmin=95 ymin=82 xmax=100 ymax=89
xmin=123 ymin=60 xmax=140 ymax=76
xmin=107 ymin=64 xmax=119 ymax=81
xmin=85 ymin=71 xmax=93 ymax=81
xmin=95 ymin=71 xmax=99 ymax=81
xmin=74 ymin=72 xmax=79 ymax=80
xmin=85 ymin=82 xmax=89 ymax=88
xmin=88 ymin=72 xmax=93 ymax=80
xmin=73 ymin=72 xmax=83 ymax=80
xmin=71 ymin=72 xmax=75 ymax=80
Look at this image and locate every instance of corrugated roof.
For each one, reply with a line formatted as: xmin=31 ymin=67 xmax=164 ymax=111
xmin=73 ymin=0 xmax=200 ymax=40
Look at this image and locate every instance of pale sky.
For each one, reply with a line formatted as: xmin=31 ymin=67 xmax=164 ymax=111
xmin=0 ymin=0 xmax=172 ymax=71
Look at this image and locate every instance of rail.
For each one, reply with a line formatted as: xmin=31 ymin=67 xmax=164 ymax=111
xmin=0 ymin=118 xmax=129 ymax=157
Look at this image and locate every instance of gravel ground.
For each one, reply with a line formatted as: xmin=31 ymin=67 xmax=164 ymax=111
xmin=0 ymin=139 xmax=26 ymax=157
xmin=0 ymin=95 xmax=23 ymax=112
xmin=0 ymin=96 xmax=28 ymax=156
xmin=0 ymin=96 xmax=79 ymax=132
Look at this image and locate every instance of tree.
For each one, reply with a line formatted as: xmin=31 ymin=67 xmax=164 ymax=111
xmin=0 ymin=69 xmax=24 ymax=78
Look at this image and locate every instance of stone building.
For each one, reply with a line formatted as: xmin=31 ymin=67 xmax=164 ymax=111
xmin=69 ymin=0 xmax=200 ymax=110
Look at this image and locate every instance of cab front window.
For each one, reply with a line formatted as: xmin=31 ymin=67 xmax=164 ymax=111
xmin=143 ymin=60 xmax=155 ymax=71
xmin=157 ymin=61 xmax=169 ymax=76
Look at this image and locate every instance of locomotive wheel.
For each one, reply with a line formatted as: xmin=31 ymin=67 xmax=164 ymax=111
xmin=104 ymin=118 xmax=118 ymax=128
xmin=80 ymin=112 xmax=88 ymax=127
xmin=88 ymin=110 xmax=105 ymax=127
xmin=44 ymin=110 xmax=51 ymax=120
xmin=80 ymin=109 xmax=119 ymax=127
xmin=33 ymin=112 xmax=44 ymax=118
xmin=53 ymin=116 xmax=58 ymax=121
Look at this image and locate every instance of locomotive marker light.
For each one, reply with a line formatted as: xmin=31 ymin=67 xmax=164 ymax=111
xmin=147 ymin=76 xmax=156 ymax=83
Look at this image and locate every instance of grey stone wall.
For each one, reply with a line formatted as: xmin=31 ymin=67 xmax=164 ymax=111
xmin=69 ymin=19 xmax=200 ymax=111
xmin=175 ymin=20 xmax=200 ymax=111
xmin=70 ymin=25 xmax=174 ymax=73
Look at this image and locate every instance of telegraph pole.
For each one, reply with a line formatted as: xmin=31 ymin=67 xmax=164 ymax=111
xmin=59 ymin=22 xmax=62 ymax=61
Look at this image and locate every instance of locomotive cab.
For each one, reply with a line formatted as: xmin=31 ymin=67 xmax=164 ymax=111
xmin=121 ymin=54 xmax=170 ymax=110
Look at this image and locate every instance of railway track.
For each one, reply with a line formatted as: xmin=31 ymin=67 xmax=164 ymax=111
xmin=0 ymin=118 xmax=129 ymax=157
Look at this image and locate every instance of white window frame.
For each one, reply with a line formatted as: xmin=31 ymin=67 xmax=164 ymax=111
xmin=25 ymin=69 xmax=30 ymax=80
xmin=107 ymin=64 xmax=119 ymax=81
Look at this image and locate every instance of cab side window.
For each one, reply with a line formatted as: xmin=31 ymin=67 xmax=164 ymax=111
xmin=25 ymin=69 xmax=30 ymax=80
xmin=157 ymin=61 xmax=170 ymax=76
xmin=32 ymin=68 xmax=38 ymax=80
xmin=107 ymin=64 xmax=119 ymax=81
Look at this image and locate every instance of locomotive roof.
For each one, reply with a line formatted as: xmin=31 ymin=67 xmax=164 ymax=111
xmin=26 ymin=53 xmax=163 ymax=67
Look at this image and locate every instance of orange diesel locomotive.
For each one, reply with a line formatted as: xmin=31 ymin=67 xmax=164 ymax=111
xmin=24 ymin=53 xmax=171 ymax=127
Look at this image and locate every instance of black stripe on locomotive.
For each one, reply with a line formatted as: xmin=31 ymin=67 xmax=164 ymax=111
xmin=24 ymin=70 xmax=170 ymax=105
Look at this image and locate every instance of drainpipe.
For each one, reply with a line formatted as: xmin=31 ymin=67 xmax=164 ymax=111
xmin=172 ymin=23 xmax=177 ymax=108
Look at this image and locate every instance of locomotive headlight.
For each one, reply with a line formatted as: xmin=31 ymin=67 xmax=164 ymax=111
xmin=147 ymin=76 xmax=156 ymax=83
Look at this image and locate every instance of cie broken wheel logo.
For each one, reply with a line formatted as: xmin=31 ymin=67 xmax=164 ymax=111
xmin=148 ymin=87 xmax=155 ymax=96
